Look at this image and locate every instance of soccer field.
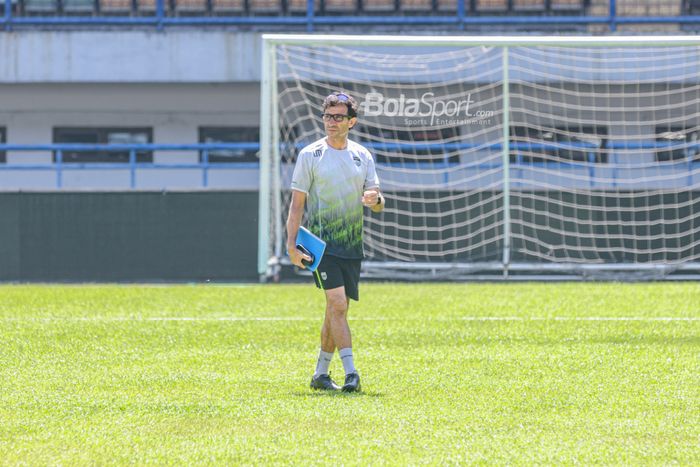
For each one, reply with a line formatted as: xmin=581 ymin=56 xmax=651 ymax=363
xmin=1 ymin=283 xmax=698 ymax=464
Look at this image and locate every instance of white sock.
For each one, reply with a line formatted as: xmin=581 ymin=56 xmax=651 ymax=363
xmin=338 ymin=348 xmax=356 ymax=375
xmin=313 ymin=349 xmax=334 ymax=377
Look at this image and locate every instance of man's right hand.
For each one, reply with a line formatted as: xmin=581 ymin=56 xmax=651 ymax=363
xmin=288 ymin=245 xmax=312 ymax=269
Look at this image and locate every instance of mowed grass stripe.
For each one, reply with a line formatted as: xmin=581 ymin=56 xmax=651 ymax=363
xmin=1 ymin=315 xmax=699 ymax=322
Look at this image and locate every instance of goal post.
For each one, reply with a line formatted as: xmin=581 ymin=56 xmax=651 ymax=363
xmin=259 ymin=35 xmax=700 ymax=281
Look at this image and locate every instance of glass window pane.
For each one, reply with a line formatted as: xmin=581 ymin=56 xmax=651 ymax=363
xmin=199 ymin=127 xmax=259 ymax=163
xmin=656 ymin=125 xmax=700 ymax=162
xmin=53 ymin=127 xmax=153 ymax=163
xmin=510 ymin=125 xmax=608 ymax=164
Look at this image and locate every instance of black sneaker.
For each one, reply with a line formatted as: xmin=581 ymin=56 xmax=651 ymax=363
xmin=342 ymin=372 xmax=361 ymax=393
xmin=310 ymin=374 xmax=340 ymax=391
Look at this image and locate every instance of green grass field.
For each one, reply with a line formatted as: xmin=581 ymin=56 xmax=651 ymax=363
xmin=1 ymin=282 xmax=698 ymax=464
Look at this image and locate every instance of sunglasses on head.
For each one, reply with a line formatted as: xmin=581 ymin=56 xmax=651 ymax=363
xmin=327 ymin=92 xmax=350 ymax=102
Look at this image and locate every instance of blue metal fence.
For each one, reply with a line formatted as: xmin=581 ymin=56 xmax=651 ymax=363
xmin=0 ymin=143 xmax=259 ymax=188
xmin=2 ymin=0 xmax=700 ymax=32
xmin=1 ymin=141 xmax=696 ymax=189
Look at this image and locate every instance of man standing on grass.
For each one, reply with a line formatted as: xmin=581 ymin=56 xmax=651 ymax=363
xmin=287 ymin=91 xmax=385 ymax=393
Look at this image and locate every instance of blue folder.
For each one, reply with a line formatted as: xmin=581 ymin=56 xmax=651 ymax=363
xmin=295 ymin=226 xmax=326 ymax=272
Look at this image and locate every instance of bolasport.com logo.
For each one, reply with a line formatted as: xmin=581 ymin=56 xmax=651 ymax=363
xmin=362 ymin=92 xmax=494 ymax=126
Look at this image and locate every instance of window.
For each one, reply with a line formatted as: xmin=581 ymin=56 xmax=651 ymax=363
xmin=53 ymin=127 xmax=153 ymax=163
xmin=510 ymin=125 xmax=608 ymax=163
xmin=655 ymin=126 xmax=700 ymax=162
xmin=360 ymin=126 xmax=460 ymax=164
xmin=0 ymin=127 xmax=5 ymax=163
xmin=199 ymin=127 xmax=259 ymax=163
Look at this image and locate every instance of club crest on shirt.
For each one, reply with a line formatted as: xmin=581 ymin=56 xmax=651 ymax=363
xmin=352 ymin=155 xmax=361 ymax=166
xmin=313 ymin=147 xmax=323 ymax=158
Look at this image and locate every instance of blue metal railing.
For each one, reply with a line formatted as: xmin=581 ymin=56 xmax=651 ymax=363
xmin=2 ymin=0 xmax=700 ymax=32
xmin=0 ymin=143 xmax=259 ymax=188
xmin=1 ymin=140 xmax=697 ymax=189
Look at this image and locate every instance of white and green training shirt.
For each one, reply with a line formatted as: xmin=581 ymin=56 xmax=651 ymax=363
xmin=291 ymin=137 xmax=380 ymax=259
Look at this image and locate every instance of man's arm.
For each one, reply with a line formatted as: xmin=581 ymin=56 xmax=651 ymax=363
xmin=362 ymin=189 xmax=385 ymax=213
xmin=286 ymin=189 xmax=312 ymax=268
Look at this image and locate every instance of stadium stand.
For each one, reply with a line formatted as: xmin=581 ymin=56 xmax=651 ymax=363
xmin=2 ymin=0 xmax=639 ymax=18
xmin=4 ymin=0 xmax=695 ymax=22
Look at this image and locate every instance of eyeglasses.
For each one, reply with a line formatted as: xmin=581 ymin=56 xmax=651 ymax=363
xmin=321 ymin=113 xmax=352 ymax=122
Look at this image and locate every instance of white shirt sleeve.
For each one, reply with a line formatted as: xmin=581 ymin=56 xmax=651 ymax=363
xmin=290 ymin=150 xmax=312 ymax=194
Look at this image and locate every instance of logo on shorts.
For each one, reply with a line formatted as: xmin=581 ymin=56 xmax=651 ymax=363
xmin=321 ymin=272 xmax=327 ymax=280
xmin=352 ymin=155 xmax=361 ymax=167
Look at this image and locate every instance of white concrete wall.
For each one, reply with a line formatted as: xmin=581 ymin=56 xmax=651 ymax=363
xmin=0 ymin=31 xmax=262 ymax=83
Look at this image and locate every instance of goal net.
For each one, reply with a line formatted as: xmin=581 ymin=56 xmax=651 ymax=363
xmin=259 ymin=35 xmax=700 ymax=280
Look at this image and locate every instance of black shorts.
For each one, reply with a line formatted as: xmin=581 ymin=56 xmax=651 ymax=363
xmin=312 ymin=255 xmax=362 ymax=301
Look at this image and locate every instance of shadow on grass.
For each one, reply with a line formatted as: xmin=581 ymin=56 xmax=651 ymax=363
xmin=290 ymin=390 xmax=384 ymax=398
